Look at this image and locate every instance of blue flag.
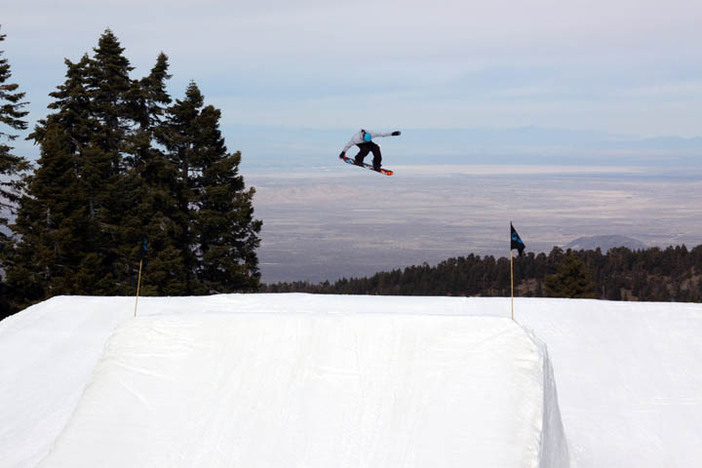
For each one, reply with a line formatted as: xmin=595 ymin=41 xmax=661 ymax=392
xmin=138 ymin=236 xmax=148 ymax=260
xmin=510 ymin=223 xmax=525 ymax=256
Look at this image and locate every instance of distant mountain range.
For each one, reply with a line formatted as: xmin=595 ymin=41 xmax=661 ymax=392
xmin=564 ymin=235 xmax=647 ymax=252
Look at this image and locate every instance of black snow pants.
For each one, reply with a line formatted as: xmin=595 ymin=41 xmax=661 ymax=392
xmin=354 ymin=142 xmax=382 ymax=170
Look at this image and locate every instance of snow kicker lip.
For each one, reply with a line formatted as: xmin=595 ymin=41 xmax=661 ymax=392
xmin=40 ymin=313 xmax=568 ymax=467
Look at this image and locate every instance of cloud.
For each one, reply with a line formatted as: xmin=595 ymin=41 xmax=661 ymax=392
xmin=4 ymin=0 xmax=702 ymax=137
xmin=8 ymin=0 xmax=701 ymax=61
xmin=617 ymin=81 xmax=702 ymax=99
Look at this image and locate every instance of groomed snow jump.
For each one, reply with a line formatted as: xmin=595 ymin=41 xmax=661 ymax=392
xmin=39 ymin=312 xmax=568 ymax=467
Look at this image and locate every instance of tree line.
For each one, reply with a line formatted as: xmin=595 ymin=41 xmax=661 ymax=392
xmin=0 ymin=28 xmax=262 ymax=317
xmin=263 ymin=245 xmax=702 ymax=302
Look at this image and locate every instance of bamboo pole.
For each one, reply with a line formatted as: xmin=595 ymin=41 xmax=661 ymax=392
xmin=510 ymin=249 xmax=514 ymax=321
xmin=134 ymin=259 xmax=144 ymax=317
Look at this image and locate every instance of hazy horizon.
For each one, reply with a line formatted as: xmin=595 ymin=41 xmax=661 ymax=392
xmin=248 ymin=162 xmax=702 ymax=284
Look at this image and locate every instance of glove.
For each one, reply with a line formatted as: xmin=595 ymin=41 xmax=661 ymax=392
xmin=339 ymin=151 xmax=346 ymax=159
xmin=392 ymin=131 xmax=401 ymax=136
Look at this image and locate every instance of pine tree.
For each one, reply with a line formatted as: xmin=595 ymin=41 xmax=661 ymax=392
xmin=87 ymin=29 xmax=133 ymax=169
xmin=543 ymin=250 xmax=598 ymax=299
xmin=161 ymin=82 xmax=262 ymax=293
xmin=8 ymin=30 xmax=138 ymax=303
xmin=7 ymin=30 xmax=262 ymax=307
xmin=0 ymin=26 xmax=29 ymax=318
xmin=113 ymin=52 xmax=189 ymax=295
xmin=0 ymin=27 xmax=29 ymax=223
xmin=82 ymin=30 xmax=136 ymax=292
xmin=7 ymin=56 xmax=95 ymax=303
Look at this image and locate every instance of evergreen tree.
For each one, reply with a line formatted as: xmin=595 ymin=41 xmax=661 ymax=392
xmin=81 ymin=30 xmax=136 ymax=291
xmin=7 ymin=55 xmax=94 ymax=305
xmin=0 ymin=26 xmax=29 ymax=223
xmin=113 ymin=53 xmax=189 ymax=295
xmin=0 ymin=26 xmax=29 ymax=318
xmin=87 ymin=29 xmax=133 ymax=168
xmin=161 ymin=82 xmax=262 ymax=293
xmin=8 ymin=30 xmax=142 ymax=304
xmin=6 ymin=30 xmax=263 ymax=308
xmin=543 ymin=250 xmax=598 ymax=299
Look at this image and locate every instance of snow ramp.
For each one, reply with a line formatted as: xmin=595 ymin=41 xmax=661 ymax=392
xmin=40 ymin=313 xmax=569 ymax=467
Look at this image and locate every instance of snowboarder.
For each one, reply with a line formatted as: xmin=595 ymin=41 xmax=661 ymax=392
xmin=339 ymin=129 xmax=401 ymax=171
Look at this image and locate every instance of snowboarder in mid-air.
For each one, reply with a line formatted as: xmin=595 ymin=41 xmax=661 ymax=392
xmin=339 ymin=128 xmax=401 ymax=173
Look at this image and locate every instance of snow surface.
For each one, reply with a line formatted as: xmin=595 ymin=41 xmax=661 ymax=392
xmin=36 ymin=314 xmax=566 ymax=467
xmin=1 ymin=294 xmax=702 ymax=467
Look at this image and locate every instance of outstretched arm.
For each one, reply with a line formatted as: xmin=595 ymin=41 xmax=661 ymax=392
xmin=369 ymin=130 xmax=401 ymax=138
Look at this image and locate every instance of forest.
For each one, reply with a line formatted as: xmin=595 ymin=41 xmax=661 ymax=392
xmin=0 ymin=28 xmax=262 ymax=316
xmin=263 ymin=245 xmax=702 ymax=302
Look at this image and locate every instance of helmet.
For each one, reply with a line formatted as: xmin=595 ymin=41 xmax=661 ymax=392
xmin=363 ymin=131 xmax=372 ymax=142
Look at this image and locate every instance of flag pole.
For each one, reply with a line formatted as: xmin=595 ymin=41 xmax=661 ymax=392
xmin=134 ymin=236 xmax=148 ymax=317
xmin=134 ymin=259 xmax=144 ymax=317
xmin=510 ymin=248 xmax=514 ymax=321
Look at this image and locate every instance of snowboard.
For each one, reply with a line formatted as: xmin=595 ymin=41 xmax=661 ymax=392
xmin=340 ymin=155 xmax=394 ymax=176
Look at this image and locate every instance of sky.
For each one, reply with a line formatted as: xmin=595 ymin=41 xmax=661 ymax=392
xmin=4 ymin=0 xmax=702 ymax=140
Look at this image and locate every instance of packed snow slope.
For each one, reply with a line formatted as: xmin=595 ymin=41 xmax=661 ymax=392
xmin=36 ymin=313 xmax=566 ymax=467
xmin=1 ymin=294 xmax=701 ymax=467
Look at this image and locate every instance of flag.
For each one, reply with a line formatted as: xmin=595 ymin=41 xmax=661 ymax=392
xmin=510 ymin=223 xmax=525 ymax=256
xmin=138 ymin=236 xmax=149 ymax=260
